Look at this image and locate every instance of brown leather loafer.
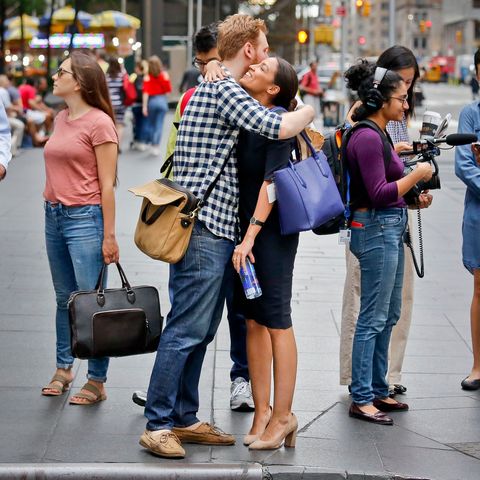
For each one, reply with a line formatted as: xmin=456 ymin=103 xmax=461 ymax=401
xmin=173 ymin=422 xmax=235 ymax=445
xmin=373 ymin=398 xmax=409 ymax=412
xmin=349 ymin=403 xmax=393 ymax=425
xmin=139 ymin=429 xmax=185 ymax=458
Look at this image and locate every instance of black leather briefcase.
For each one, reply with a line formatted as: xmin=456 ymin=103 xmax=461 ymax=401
xmin=68 ymin=262 xmax=163 ymax=359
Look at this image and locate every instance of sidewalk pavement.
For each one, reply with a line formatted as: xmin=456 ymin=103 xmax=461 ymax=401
xmin=0 ymin=141 xmax=480 ymax=480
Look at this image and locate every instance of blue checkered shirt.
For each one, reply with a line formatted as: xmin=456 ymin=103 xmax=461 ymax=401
xmin=386 ymin=116 xmax=410 ymax=144
xmin=174 ymin=76 xmax=282 ymax=241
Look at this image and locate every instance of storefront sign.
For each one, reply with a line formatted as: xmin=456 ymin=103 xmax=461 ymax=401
xmin=30 ymin=33 xmax=105 ymax=49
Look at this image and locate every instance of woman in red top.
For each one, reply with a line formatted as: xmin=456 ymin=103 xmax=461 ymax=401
xmin=142 ymin=55 xmax=172 ymax=156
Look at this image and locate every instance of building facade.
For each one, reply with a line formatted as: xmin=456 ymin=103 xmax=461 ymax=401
xmin=345 ymin=0 xmax=442 ymax=58
xmin=442 ymin=0 xmax=480 ymax=56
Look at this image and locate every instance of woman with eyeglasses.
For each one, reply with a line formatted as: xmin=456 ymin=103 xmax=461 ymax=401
xmin=41 ymin=51 xmax=119 ymax=405
xmin=343 ymin=60 xmax=432 ymax=425
xmin=340 ymin=46 xmax=433 ymax=398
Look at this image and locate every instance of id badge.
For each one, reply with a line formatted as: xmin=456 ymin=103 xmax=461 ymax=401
xmin=338 ymin=228 xmax=351 ymax=245
xmin=266 ymin=183 xmax=276 ymax=203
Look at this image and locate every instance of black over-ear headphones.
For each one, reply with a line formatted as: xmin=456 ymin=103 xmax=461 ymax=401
xmin=365 ymin=67 xmax=388 ymax=110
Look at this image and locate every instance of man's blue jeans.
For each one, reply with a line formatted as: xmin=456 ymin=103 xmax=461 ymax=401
xmin=44 ymin=202 xmax=109 ymax=382
xmin=349 ymin=208 xmax=407 ymax=405
xmin=145 ymin=221 xmax=234 ymax=430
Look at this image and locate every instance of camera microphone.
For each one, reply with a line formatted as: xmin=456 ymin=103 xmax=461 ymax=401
xmin=400 ymin=133 xmax=478 ymax=156
xmin=443 ymin=133 xmax=478 ymax=146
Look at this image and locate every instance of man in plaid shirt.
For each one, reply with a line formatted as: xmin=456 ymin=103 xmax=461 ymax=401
xmin=140 ymin=14 xmax=314 ymax=459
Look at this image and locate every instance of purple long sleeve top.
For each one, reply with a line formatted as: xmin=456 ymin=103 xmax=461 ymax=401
xmin=346 ymin=128 xmax=407 ymax=209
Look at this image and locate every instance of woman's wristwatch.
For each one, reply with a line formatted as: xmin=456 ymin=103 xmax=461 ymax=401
xmin=250 ymin=216 xmax=265 ymax=227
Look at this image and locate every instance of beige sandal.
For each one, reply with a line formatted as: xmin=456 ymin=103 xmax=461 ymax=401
xmin=41 ymin=374 xmax=72 ymax=396
xmin=69 ymin=382 xmax=107 ymax=405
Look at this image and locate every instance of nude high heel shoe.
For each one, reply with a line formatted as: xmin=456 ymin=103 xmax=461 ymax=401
xmin=248 ymin=413 xmax=298 ymax=450
xmin=243 ymin=406 xmax=272 ymax=446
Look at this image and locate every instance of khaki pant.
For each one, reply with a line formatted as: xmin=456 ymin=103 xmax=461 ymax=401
xmin=339 ymin=218 xmax=414 ymax=386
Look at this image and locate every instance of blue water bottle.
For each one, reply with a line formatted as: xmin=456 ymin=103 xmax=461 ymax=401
xmin=239 ymin=258 xmax=262 ymax=300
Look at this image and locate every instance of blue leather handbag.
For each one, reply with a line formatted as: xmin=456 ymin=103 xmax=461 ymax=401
xmin=274 ymin=130 xmax=344 ymax=235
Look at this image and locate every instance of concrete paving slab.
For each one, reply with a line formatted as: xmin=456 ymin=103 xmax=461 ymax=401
xmin=392 ymin=406 xmax=480 ymax=444
xmin=377 ymin=444 xmax=480 ymax=480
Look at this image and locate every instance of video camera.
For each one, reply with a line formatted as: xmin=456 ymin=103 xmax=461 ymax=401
xmin=400 ymin=113 xmax=477 ymax=203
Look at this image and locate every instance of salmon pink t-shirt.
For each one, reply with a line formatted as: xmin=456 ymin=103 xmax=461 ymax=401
xmin=43 ymin=108 xmax=118 ymax=206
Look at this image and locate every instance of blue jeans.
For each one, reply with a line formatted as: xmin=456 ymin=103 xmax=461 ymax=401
xmin=44 ymin=201 xmax=109 ymax=382
xmin=349 ymin=208 xmax=407 ymax=405
xmin=167 ymin=259 xmax=249 ymax=383
xmin=225 ymin=262 xmax=249 ymax=382
xmin=145 ymin=221 xmax=234 ymax=430
xmin=143 ymin=95 xmax=168 ymax=146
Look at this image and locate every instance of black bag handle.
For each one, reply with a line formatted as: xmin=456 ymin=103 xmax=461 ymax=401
xmin=94 ymin=262 xmax=136 ymax=307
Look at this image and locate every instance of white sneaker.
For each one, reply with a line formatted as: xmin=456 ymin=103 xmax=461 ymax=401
xmin=133 ymin=142 xmax=147 ymax=151
xmin=150 ymin=146 xmax=160 ymax=156
xmin=230 ymin=377 xmax=255 ymax=412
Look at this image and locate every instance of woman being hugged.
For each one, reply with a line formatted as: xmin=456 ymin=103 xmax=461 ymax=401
xmin=344 ymin=60 xmax=432 ymax=425
xmin=41 ymin=51 xmax=119 ymax=405
xmin=232 ymin=57 xmax=299 ymax=450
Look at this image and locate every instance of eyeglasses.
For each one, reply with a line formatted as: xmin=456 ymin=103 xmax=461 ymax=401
xmin=192 ymin=57 xmax=220 ymax=68
xmin=55 ymin=67 xmax=74 ymax=78
xmin=390 ymin=96 xmax=409 ymax=106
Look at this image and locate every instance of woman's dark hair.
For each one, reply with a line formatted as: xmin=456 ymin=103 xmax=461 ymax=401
xmin=344 ymin=59 xmax=403 ymax=122
xmin=377 ymin=45 xmax=419 ymax=118
xmin=69 ymin=51 xmax=115 ymax=124
xmin=107 ymin=56 xmax=122 ymax=77
xmin=272 ymin=57 xmax=298 ymax=112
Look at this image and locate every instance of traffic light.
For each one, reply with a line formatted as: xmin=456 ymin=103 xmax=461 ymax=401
xmin=297 ymin=30 xmax=308 ymax=44
xmin=363 ymin=0 xmax=371 ymax=16
xmin=456 ymin=30 xmax=463 ymax=43
xmin=419 ymin=20 xmax=425 ymax=33
xmin=356 ymin=0 xmax=363 ymax=8
xmin=358 ymin=35 xmax=366 ymax=46
xmin=324 ymin=1 xmax=332 ymax=17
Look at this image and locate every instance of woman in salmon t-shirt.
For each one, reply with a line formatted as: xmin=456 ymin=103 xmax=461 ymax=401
xmin=41 ymin=51 xmax=119 ymax=405
xmin=142 ymin=55 xmax=171 ymax=156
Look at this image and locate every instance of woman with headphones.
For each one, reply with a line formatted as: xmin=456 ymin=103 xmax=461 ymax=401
xmin=340 ymin=46 xmax=433 ymax=398
xmin=343 ymin=61 xmax=433 ymax=425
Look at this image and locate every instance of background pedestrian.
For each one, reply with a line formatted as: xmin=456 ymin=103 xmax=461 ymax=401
xmin=455 ymin=48 xmax=480 ymax=392
xmin=106 ymin=56 xmax=126 ymax=148
xmin=142 ymin=55 xmax=172 ymax=156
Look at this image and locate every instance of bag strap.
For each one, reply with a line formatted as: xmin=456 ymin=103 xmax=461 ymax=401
xmin=342 ymin=119 xmax=393 ymax=174
xmin=197 ymin=150 xmax=232 ymax=208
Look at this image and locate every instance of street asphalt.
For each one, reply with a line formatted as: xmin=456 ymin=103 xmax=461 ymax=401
xmin=0 ymin=83 xmax=479 ymax=479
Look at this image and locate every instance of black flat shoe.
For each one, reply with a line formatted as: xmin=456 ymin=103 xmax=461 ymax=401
xmin=373 ymin=398 xmax=409 ymax=412
xmin=349 ymin=403 xmax=393 ymax=425
xmin=461 ymin=377 xmax=480 ymax=391
xmin=132 ymin=390 xmax=147 ymax=407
